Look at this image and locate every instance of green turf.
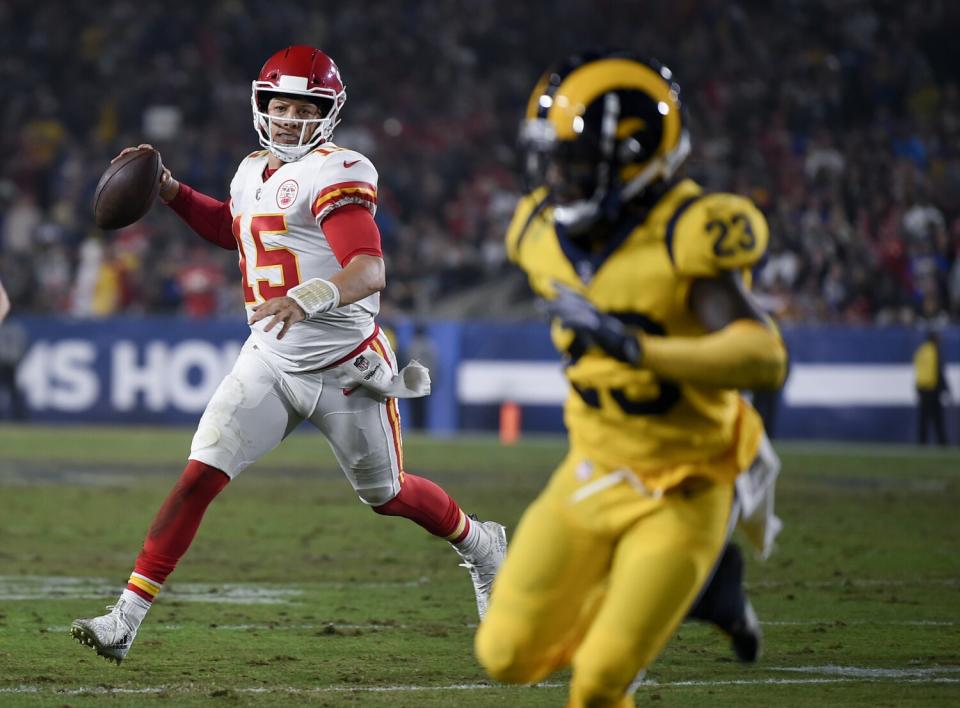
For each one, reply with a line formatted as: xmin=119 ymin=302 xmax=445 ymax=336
xmin=0 ymin=425 xmax=958 ymax=706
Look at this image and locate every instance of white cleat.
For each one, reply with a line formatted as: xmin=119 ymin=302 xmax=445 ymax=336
xmin=456 ymin=517 xmax=508 ymax=620
xmin=70 ymin=599 xmax=139 ymax=665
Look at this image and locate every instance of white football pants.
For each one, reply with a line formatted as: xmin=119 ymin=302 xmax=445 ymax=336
xmin=189 ymin=330 xmax=404 ymax=506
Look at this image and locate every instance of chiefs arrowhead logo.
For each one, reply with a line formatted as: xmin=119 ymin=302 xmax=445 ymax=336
xmin=276 ymin=179 xmax=299 ymax=208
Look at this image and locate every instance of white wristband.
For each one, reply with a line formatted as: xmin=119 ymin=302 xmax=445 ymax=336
xmin=287 ymin=278 xmax=341 ymax=316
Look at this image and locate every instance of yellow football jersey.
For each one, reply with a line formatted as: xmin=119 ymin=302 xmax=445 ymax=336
xmin=507 ymin=179 xmax=769 ymax=490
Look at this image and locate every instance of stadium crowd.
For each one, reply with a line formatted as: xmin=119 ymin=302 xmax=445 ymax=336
xmin=1 ymin=0 xmax=958 ymax=324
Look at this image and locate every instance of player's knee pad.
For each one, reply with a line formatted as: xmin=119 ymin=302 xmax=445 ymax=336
xmin=336 ymin=443 xmax=401 ymax=507
xmin=357 ymin=483 xmax=399 ymax=507
xmin=190 ymin=374 xmax=246 ymax=476
xmin=347 ymin=452 xmax=400 ymax=507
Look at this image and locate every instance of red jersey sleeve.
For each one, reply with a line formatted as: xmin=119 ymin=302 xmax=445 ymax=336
xmin=165 ymin=184 xmax=237 ymax=251
xmin=322 ymin=204 xmax=383 ymax=266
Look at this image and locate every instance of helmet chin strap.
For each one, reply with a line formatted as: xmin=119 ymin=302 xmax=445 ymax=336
xmin=256 ymin=112 xmax=330 ymax=162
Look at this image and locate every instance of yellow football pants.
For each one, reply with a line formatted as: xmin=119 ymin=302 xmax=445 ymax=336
xmin=475 ymin=450 xmax=734 ymax=708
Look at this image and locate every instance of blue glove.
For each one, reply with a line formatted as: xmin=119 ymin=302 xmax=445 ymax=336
xmin=543 ymin=284 xmax=642 ymax=365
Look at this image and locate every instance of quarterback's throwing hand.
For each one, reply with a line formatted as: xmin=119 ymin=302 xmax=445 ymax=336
xmin=543 ymin=283 xmax=643 ymax=365
xmin=249 ymin=297 xmax=306 ymax=340
xmin=112 ymin=143 xmax=180 ymax=201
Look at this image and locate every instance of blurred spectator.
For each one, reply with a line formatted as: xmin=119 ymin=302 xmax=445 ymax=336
xmin=1 ymin=0 xmax=959 ymax=323
xmin=0 ymin=313 xmax=28 ymax=420
xmin=0 ymin=275 xmax=27 ymax=421
xmin=0 ymin=277 xmax=8 ymax=323
xmin=176 ymin=246 xmax=225 ymax=318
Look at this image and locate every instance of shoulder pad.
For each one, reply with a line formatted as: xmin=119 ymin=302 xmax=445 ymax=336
xmin=246 ymin=149 xmax=269 ymax=159
xmin=311 ymin=147 xmax=376 ymax=176
xmin=506 ymin=187 xmax=550 ymax=263
xmin=310 ymin=149 xmax=378 ymax=220
xmin=311 ymin=143 xmax=349 ymax=157
xmin=668 ymin=192 xmax=769 ymax=277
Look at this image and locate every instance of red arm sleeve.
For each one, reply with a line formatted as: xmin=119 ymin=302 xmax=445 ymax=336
xmin=322 ymin=204 xmax=383 ymax=266
xmin=165 ymin=184 xmax=237 ymax=251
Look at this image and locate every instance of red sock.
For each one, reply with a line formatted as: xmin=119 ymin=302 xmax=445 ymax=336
xmin=372 ymin=473 xmax=471 ymax=542
xmin=126 ymin=460 xmax=230 ymax=602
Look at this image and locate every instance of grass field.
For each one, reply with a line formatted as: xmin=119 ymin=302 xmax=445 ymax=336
xmin=1 ymin=424 xmax=958 ymax=706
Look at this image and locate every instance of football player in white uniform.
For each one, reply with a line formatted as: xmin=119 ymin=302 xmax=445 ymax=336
xmin=71 ymin=46 xmax=506 ymax=665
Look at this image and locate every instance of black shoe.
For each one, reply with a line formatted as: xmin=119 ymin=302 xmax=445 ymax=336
xmin=727 ymin=597 xmax=762 ymax=662
xmin=687 ymin=543 xmax=763 ymax=662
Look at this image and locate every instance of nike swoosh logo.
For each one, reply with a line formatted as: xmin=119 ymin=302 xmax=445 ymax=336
xmin=343 ymin=159 xmax=360 ymax=168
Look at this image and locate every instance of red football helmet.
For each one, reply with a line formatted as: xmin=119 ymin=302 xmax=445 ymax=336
xmin=251 ymin=46 xmax=347 ymax=162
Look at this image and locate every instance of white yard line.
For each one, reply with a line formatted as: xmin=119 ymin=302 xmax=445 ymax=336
xmin=773 ymin=665 xmax=960 ymax=678
xmin=0 ymin=594 xmax=301 ymax=604
xmin=2 ymin=672 xmax=959 ymax=696
xmin=6 ymin=574 xmax=956 ymax=604
xmin=42 ymin=618 xmax=958 ymax=634
xmin=749 ymin=577 xmax=959 ymax=590
xmin=0 ymin=575 xmax=430 ymax=604
xmin=647 ymin=677 xmax=960 ymax=687
xmin=45 ymin=622 xmax=407 ymax=632
xmin=0 ymin=684 xmax=522 ymax=696
xmin=761 ymin=620 xmax=956 ymax=626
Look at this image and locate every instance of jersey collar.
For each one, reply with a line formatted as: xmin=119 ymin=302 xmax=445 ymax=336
xmin=555 ymin=211 xmax=643 ymax=284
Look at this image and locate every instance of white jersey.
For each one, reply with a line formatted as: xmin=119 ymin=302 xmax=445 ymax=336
xmin=228 ymin=143 xmax=379 ymax=372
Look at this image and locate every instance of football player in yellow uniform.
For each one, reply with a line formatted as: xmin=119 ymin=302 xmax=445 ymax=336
xmin=474 ymin=53 xmax=787 ymax=707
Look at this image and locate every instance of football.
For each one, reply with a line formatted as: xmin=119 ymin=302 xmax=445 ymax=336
xmin=92 ymin=147 xmax=163 ymax=230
